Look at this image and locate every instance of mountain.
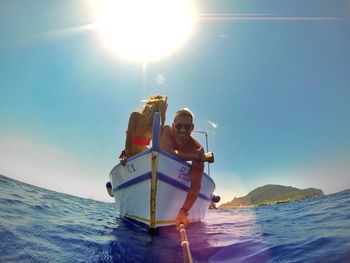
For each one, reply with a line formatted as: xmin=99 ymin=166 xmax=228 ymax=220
xmin=219 ymin=184 xmax=324 ymax=209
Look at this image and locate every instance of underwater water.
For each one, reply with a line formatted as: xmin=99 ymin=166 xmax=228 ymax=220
xmin=1 ymin=174 xmax=350 ymax=263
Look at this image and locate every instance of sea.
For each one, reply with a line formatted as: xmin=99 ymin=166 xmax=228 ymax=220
xmin=1 ymin=174 xmax=350 ymax=263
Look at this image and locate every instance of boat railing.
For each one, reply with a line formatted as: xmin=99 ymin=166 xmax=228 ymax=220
xmin=192 ymin=130 xmax=211 ymax=177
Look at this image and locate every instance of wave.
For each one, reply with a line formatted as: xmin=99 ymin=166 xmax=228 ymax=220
xmin=0 ymin=175 xmax=349 ymax=263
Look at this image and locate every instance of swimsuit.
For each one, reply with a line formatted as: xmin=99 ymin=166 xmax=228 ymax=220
xmin=132 ymin=136 xmax=151 ymax=146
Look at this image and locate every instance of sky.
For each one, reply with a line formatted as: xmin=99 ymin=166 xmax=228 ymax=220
xmin=1 ymin=0 xmax=350 ymax=204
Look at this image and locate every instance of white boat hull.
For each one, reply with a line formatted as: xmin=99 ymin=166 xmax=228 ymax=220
xmin=109 ymin=149 xmax=216 ymax=228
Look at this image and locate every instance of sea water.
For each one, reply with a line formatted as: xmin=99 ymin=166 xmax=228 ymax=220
xmin=1 ymin=174 xmax=349 ymax=263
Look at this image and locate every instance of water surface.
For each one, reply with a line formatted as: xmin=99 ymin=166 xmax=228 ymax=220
xmin=1 ymin=175 xmax=349 ymax=262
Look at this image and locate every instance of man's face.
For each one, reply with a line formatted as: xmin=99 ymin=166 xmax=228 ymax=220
xmin=172 ymin=115 xmax=194 ymax=143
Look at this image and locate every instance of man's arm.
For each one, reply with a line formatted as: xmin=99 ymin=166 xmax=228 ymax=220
xmin=176 ymin=149 xmax=205 ymax=228
xmin=175 ymin=147 xmax=203 ymax=162
xmin=175 ymin=147 xmax=214 ymax=163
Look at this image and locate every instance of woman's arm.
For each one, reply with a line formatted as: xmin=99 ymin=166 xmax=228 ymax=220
xmin=124 ymin=112 xmax=139 ymax=157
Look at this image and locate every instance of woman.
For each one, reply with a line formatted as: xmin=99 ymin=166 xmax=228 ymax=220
xmin=119 ymin=95 xmax=167 ymax=164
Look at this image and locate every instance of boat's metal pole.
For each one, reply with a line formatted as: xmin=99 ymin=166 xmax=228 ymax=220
xmin=150 ymin=112 xmax=161 ymax=233
xmin=205 ymin=132 xmax=210 ymax=177
xmin=193 ymin=130 xmax=210 ymax=177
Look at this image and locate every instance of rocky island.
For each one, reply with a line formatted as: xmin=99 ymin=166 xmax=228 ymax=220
xmin=219 ymin=184 xmax=324 ymax=209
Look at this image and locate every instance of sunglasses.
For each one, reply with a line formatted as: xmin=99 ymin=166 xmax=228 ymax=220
xmin=174 ymin=123 xmax=193 ymax=131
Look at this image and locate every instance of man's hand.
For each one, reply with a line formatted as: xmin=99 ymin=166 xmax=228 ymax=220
xmin=205 ymin=152 xmax=214 ymax=163
xmin=200 ymin=152 xmax=214 ymax=163
xmin=176 ymin=209 xmax=189 ymax=229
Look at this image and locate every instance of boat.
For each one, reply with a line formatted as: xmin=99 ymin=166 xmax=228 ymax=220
xmin=107 ymin=113 xmax=219 ymax=231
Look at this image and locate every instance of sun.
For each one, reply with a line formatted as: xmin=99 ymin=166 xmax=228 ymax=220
xmin=95 ymin=0 xmax=198 ymax=62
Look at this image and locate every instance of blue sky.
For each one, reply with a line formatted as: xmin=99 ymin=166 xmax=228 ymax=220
xmin=1 ymin=0 xmax=350 ymax=203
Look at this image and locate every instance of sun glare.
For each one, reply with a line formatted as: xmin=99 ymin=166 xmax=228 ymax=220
xmin=95 ymin=0 xmax=198 ymax=62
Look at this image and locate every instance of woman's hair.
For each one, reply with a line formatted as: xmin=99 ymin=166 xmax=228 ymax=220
xmin=141 ymin=95 xmax=167 ymax=114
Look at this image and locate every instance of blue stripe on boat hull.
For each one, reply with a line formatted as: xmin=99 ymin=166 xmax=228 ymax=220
xmin=113 ymin=172 xmax=211 ymax=201
xmin=157 ymin=173 xmax=211 ymax=201
xmin=109 ymin=149 xmax=215 ymax=188
xmin=113 ymin=172 xmax=151 ymax=192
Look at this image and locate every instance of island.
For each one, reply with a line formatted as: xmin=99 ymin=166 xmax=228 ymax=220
xmin=219 ymin=184 xmax=324 ymax=209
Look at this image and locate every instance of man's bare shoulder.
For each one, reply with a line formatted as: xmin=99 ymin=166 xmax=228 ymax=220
xmin=162 ymin=125 xmax=172 ymax=134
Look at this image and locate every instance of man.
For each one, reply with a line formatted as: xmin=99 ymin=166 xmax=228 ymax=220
xmin=160 ymin=109 xmax=214 ymax=228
